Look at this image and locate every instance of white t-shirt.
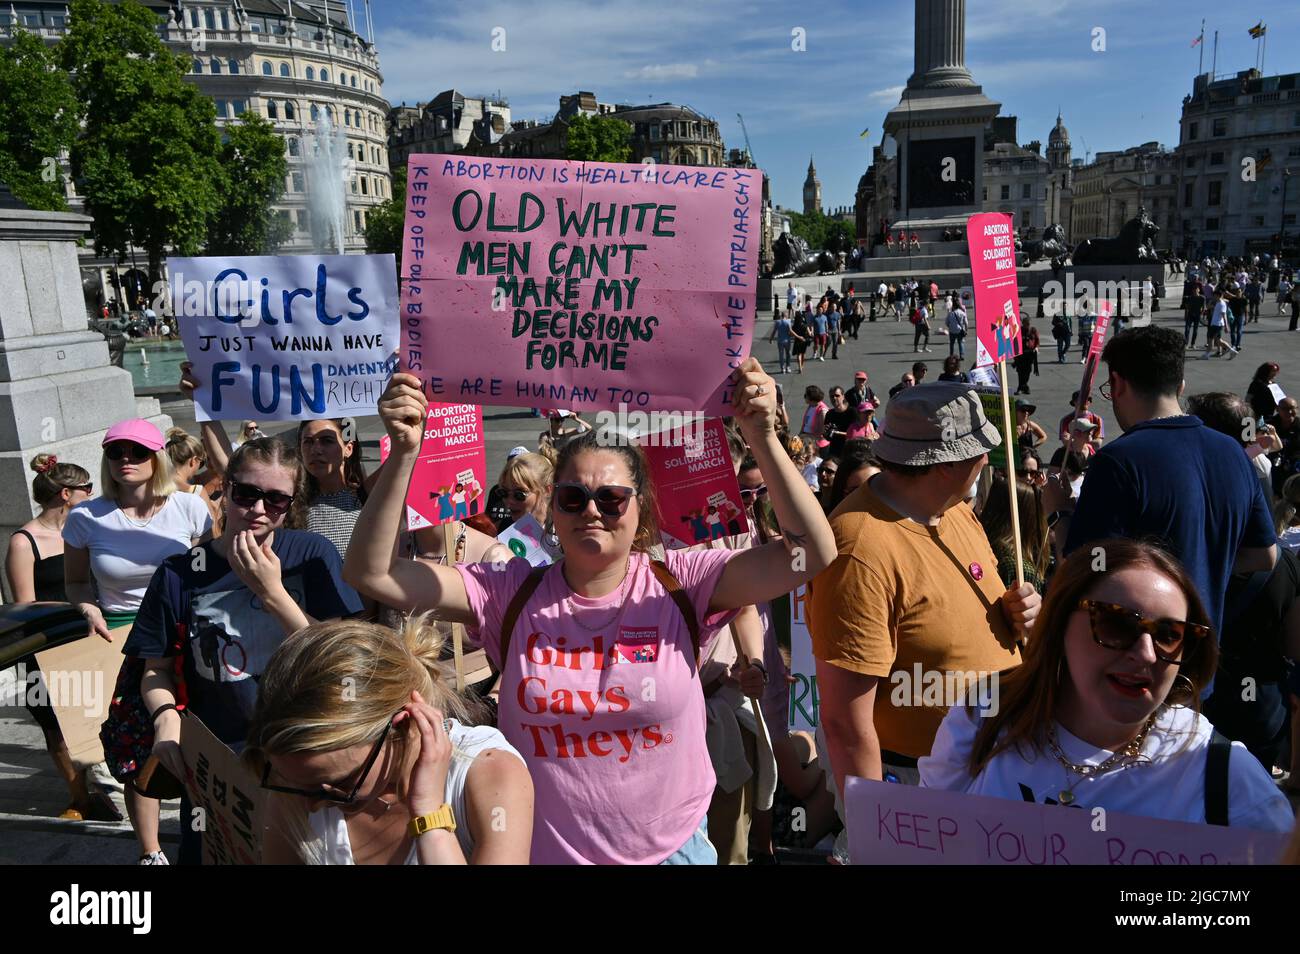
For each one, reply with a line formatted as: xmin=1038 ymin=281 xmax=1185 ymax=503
xmin=63 ymin=493 xmax=212 ymax=614
xmin=307 ymin=720 xmax=524 ymax=864
xmin=919 ymin=704 xmax=1294 ymax=831
xmin=1210 ymin=300 xmax=1228 ymax=328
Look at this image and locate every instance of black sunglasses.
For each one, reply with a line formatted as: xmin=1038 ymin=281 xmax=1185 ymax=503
xmin=72 ymin=483 xmax=94 ymax=494
xmin=261 ymin=718 xmax=393 ymax=803
xmin=553 ymin=482 xmax=636 ymax=516
xmin=105 ymin=442 xmax=152 ymax=462
xmin=1078 ymin=599 xmax=1210 ymax=666
xmin=504 ymin=489 xmax=531 ymax=503
xmin=228 ymin=481 xmax=295 ymax=515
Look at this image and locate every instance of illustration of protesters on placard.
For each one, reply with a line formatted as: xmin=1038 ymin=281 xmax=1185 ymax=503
xmin=705 ymin=505 xmax=727 ymax=540
xmin=995 ymin=300 xmax=1021 ymax=363
xmin=720 ymin=498 xmax=744 ymax=536
xmin=681 ymin=508 xmax=710 ymax=543
xmin=433 ymin=486 xmax=454 ymax=522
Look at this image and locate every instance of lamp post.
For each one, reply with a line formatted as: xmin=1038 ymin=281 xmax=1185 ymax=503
xmin=1280 ymin=168 xmax=1295 ymax=264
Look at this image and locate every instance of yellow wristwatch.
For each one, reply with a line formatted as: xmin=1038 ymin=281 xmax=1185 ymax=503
xmin=408 ymin=804 xmax=456 ymax=837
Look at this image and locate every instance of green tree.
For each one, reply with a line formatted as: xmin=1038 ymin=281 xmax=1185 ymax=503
xmin=61 ymin=0 xmax=223 ymax=285
xmin=0 ymin=30 xmax=79 ymax=211
xmin=564 ymin=114 xmax=634 ymax=163
xmin=789 ymin=208 xmax=853 ymax=252
xmin=364 ymin=164 xmax=406 ymax=259
xmin=206 ymin=114 xmax=291 ymax=255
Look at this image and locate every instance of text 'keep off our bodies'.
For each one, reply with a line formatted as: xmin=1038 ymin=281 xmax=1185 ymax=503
xmin=403 ymin=157 xmax=755 ymax=412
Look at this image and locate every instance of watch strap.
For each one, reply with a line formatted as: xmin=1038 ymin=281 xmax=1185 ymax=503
xmin=408 ymin=804 xmax=456 ymax=837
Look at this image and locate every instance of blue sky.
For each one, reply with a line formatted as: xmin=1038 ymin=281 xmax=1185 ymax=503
xmin=362 ymin=0 xmax=1299 ymax=211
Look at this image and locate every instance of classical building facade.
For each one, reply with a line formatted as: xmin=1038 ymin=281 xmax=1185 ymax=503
xmin=1071 ymin=142 xmax=1177 ymax=246
xmin=1 ymin=0 xmax=392 ymax=288
xmin=981 ymin=137 xmax=1050 ymax=231
xmin=489 ymin=93 xmax=724 ymax=166
xmin=1174 ymin=68 xmax=1300 ymax=258
xmin=388 ymin=91 xmax=511 ymax=166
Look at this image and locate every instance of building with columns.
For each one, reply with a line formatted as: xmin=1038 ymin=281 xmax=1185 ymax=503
xmin=1071 ymin=142 xmax=1177 ymax=245
xmin=1 ymin=0 xmax=393 ymax=310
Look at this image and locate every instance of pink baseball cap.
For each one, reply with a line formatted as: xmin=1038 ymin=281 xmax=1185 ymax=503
xmin=102 ymin=419 xmax=165 ymax=451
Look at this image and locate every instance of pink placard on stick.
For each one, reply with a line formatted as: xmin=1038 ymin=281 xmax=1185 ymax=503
xmin=1074 ymin=300 xmax=1114 ymax=423
xmin=400 ymin=155 xmax=760 ymax=415
xmin=380 ymin=402 xmax=487 ymax=529
xmin=639 ymin=418 xmax=747 ymax=549
xmin=845 ymin=776 xmax=1289 ymax=865
xmin=967 ymin=212 xmax=1023 ymax=367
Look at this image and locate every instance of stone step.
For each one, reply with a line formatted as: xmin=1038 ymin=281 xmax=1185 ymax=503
xmin=858 ymin=250 xmax=971 ymax=272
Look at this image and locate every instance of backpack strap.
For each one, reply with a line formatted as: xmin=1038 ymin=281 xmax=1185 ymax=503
xmin=649 ymin=559 xmax=701 ymax=666
xmin=498 ymin=564 xmax=549 ymax=668
xmin=1203 ymin=729 xmax=1232 ymax=827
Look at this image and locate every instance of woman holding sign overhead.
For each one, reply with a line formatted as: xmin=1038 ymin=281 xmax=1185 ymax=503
xmin=345 ymin=357 xmax=837 ymax=864
xmin=919 ymin=539 xmax=1293 ymax=831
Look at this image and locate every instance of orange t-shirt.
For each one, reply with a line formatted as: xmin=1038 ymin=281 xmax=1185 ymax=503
xmin=808 ymin=478 xmax=1021 ymax=758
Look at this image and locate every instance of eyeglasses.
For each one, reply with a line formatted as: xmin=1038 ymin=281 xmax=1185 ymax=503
xmin=261 ymin=718 xmax=393 ymax=803
xmin=1098 ymin=381 xmax=1112 ymax=401
xmin=553 ymin=482 xmax=636 ymax=516
xmin=1077 ymin=599 xmax=1210 ymax=666
xmin=228 ymin=481 xmax=296 ymax=515
xmin=72 ymin=483 xmax=94 ymax=494
xmin=504 ymin=489 xmax=531 ymax=503
xmin=105 ymin=442 xmax=152 ymax=463
xmin=740 ymin=485 xmax=769 ymax=502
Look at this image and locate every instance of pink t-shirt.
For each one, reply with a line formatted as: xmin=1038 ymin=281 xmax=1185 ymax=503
xmin=457 ymin=548 xmax=738 ymax=864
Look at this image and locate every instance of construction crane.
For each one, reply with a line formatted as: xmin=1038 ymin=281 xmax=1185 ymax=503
xmin=737 ymin=113 xmax=755 ymax=166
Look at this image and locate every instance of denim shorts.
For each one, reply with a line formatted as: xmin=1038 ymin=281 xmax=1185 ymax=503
xmin=659 ymin=817 xmax=716 ymax=865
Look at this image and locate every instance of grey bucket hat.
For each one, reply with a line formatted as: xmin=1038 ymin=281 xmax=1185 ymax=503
xmin=874 ymin=382 xmax=1002 ymax=466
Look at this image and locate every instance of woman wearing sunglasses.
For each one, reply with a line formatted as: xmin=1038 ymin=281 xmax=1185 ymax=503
xmin=180 ymin=363 xmax=380 ymax=559
xmin=63 ymin=419 xmax=213 ymax=863
xmin=920 ymin=539 xmax=1294 ymax=830
xmin=497 ymin=451 xmax=554 ymax=528
xmin=126 ymin=437 xmax=365 ymax=864
xmin=245 ymin=614 xmax=533 ymax=864
xmin=346 ymin=357 xmax=837 ymax=864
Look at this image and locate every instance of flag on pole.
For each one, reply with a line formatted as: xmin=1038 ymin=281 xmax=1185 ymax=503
xmin=1191 ymin=34 xmax=1202 ymax=47
xmin=1249 ymin=22 xmax=1266 ymax=39
xmin=859 ymin=128 xmax=870 ymax=139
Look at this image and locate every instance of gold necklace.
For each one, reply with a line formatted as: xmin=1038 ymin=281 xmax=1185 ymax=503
xmin=564 ymin=555 xmax=633 ymax=633
xmin=1047 ymin=712 xmax=1158 ymax=805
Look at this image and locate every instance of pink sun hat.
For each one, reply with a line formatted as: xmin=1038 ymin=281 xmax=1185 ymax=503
xmin=102 ymin=418 xmax=165 ymax=451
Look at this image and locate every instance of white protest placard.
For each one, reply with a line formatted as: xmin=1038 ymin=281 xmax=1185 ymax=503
xmin=1269 ymin=382 xmax=1286 ymax=405
xmin=178 ymin=711 xmax=264 ymax=865
xmin=787 ymin=583 xmax=817 ymax=732
xmin=497 ymin=513 xmax=553 ymax=566
xmin=171 ymin=254 xmax=399 ymax=421
xmin=845 ymin=776 xmax=1290 ymax=866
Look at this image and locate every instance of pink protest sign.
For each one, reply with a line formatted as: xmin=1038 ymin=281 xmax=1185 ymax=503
xmin=845 ymin=777 xmax=1289 ymax=865
xmin=1074 ymin=301 xmax=1114 ymax=423
xmin=639 ymin=418 xmax=748 ymax=549
xmin=400 ymin=155 xmax=760 ymax=415
xmin=380 ymin=402 xmax=487 ymax=529
xmin=967 ymin=212 xmax=1022 ymax=367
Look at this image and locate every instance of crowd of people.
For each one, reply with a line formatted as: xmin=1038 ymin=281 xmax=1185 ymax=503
xmin=6 ymin=309 xmax=1300 ymax=864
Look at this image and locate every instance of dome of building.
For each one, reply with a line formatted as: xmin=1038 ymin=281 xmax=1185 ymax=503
xmin=1049 ymin=112 xmax=1070 ymax=145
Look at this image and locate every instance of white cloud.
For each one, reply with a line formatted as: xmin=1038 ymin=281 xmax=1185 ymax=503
xmin=868 ymin=85 xmax=904 ymax=103
xmin=624 ymin=63 xmax=701 ymax=81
